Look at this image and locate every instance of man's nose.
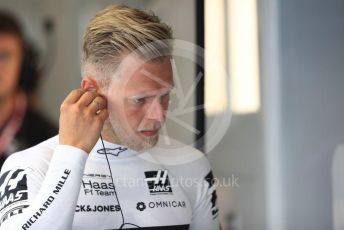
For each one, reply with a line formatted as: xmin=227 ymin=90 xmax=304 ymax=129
xmin=145 ymin=98 xmax=166 ymax=122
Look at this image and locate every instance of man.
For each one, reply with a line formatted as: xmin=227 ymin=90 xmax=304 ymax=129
xmin=0 ymin=5 xmax=220 ymax=230
xmin=0 ymin=11 xmax=57 ymax=169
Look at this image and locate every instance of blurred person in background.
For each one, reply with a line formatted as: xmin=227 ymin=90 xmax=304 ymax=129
xmin=0 ymin=11 xmax=57 ymax=169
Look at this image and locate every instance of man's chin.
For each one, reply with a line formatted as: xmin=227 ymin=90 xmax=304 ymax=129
xmin=107 ymin=121 xmax=160 ymax=152
xmin=134 ymin=133 xmax=159 ymax=152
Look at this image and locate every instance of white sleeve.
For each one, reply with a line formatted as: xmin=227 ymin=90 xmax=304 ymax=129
xmin=0 ymin=145 xmax=87 ymax=230
xmin=189 ymin=170 xmax=221 ymax=230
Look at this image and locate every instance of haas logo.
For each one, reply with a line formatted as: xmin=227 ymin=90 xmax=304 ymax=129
xmin=0 ymin=169 xmax=28 ymax=212
xmin=144 ymin=170 xmax=172 ymax=195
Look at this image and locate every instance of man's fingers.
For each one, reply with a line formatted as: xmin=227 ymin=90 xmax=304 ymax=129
xmin=89 ymin=96 xmax=107 ymax=114
xmin=78 ymin=90 xmax=98 ymax=107
xmin=63 ymin=89 xmax=85 ymax=104
xmin=97 ymin=108 xmax=109 ymax=121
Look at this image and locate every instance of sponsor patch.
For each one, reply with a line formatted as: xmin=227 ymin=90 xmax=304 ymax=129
xmin=97 ymin=147 xmax=128 ymax=157
xmin=21 ymin=169 xmax=71 ymax=230
xmin=204 ymin=171 xmax=219 ymax=219
xmin=81 ymin=178 xmax=115 ymax=196
xmin=0 ymin=169 xmax=28 ymax=212
xmin=75 ymin=204 xmax=121 ymax=212
xmin=136 ymin=200 xmax=186 ymax=211
xmin=144 ymin=170 xmax=172 ymax=195
xmin=0 ymin=204 xmax=28 ymax=227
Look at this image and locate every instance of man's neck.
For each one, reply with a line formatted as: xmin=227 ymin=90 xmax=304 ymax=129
xmin=100 ymin=120 xmax=122 ymax=145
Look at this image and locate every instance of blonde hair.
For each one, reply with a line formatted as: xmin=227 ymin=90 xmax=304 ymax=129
xmin=81 ymin=4 xmax=173 ymax=84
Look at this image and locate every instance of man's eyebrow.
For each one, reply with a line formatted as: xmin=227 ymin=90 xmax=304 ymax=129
xmin=128 ymin=87 xmax=173 ymax=99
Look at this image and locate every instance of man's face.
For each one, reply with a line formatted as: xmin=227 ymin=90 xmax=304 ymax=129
xmin=0 ymin=33 xmax=22 ymax=99
xmin=106 ymin=55 xmax=174 ymax=151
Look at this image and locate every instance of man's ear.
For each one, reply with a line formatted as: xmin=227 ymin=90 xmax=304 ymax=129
xmin=81 ymin=77 xmax=98 ymax=90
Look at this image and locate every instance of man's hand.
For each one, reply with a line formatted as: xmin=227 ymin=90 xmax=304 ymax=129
xmin=59 ymin=88 xmax=108 ymax=153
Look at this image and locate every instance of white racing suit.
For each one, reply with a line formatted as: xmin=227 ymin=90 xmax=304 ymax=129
xmin=0 ymin=136 xmax=220 ymax=230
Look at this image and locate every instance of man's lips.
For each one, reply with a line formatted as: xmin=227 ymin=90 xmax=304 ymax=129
xmin=140 ymin=129 xmax=159 ymax=137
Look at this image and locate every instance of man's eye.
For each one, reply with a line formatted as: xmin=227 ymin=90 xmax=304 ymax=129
xmin=132 ymin=98 xmax=145 ymax=105
xmin=161 ymin=93 xmax=170 ymax=103
xmin=161 ymin=92 xmax=170 ymax=99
